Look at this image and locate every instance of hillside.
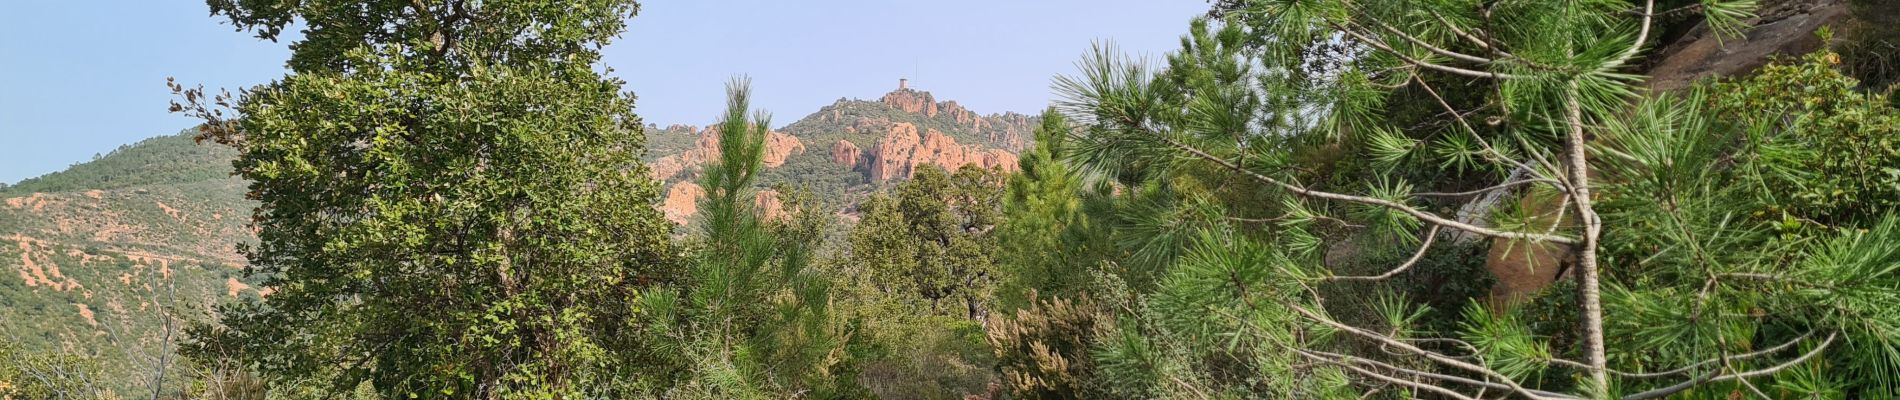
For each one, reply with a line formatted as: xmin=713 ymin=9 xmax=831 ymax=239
xmin=1 ymin=132 xmax=256 ymax=396
xmin=0 ymin=85 xmax=1036 ymax=396
xmin=648 ymin=81 xmax=1038 ymax=224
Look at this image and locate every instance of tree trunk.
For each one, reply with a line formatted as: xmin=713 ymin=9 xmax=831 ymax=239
xmin=1564 ymin=83 xmax=1609 ymax=396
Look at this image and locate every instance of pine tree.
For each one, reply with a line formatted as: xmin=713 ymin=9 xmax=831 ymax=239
xmin=993 ymin=109 xmax=1116 ymax=310
xmin=660 ymin=79 xmax=866 ymax=399
xmin=1058 ymin=1 xmax=1900 ymax=398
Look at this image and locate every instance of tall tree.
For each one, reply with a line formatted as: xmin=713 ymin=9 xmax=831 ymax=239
xmin=849 ymin=165 xmax=1003 ymax=320
xmin=171 ymin=0 xmax=675 ymax=397
xmin=842 ymin=165 xmax=1007 ymax=399
xmin=993 ymin=108 xmax=1114 ymax=309
xmin=658 ymin=79 xmax=865 ymax=399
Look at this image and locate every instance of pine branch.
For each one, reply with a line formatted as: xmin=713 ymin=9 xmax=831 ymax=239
xmin=1347 ymin=16 xmax=1493 ymax=64
xmin=1411 ymin=178 xmax=1561 ymax=198
xmin=1551 ymin=330 xmax=1818 ymax=379
xmin=1298 ymin=348 xmax=1582 ymax=399
xmin=1156 ymin=135 xmax=1576 ymax=244
xmin=1283 ymin=303 xmax=1554 ymax=399
xmin=1409 ymin=75 xmax=1562 ymax=184
xmin=1427 ymin=10 xmax=1499 ymax=54
xmin=1304 ymin=352 xmax=1484 ymax=400
xmin=1331 ymin=23 xmax=1528 ymax=80
xmin=1623 ymin=332 xmax=1839 ymax=400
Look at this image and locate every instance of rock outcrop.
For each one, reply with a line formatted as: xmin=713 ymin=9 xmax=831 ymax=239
xmin=660 ymin=182 xmax=704 ymax=225
xmin=763 ymin=129 xmax=807 ymax=168
xmin=874 ymin=86 xmax=1032 ymax=152
xmin=1645 ymin=0 xmax=1853 ymax=90
xmin=645 ymin=81 xmax=1039 ymax=223
xmin=648 ymin=126 xmax=806 ymax=182
xmin=831 ymin=140 xmax=862 ymax=168
xmin=881 ymin=88 xmax=939 ymax=117
xmin=868 ymin=123 xmax=1020 ymax=181
xmin=755 ymin=189 xmax=785 ymax=222
xmin=656 ymin=184 xmax=791 ymax=225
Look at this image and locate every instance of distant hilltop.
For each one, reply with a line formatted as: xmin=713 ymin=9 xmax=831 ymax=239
xmin=646 ymin=80 xmax=1038 ymax=224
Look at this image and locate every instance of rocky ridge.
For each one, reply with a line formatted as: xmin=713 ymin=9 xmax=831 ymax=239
xmin=649 ymin=126 xmax=808 ymax=183
xmin=654 ymin=82 xmax=1039 ymax=224
xmin=865 ymin=122 xmax=1019 ymax=181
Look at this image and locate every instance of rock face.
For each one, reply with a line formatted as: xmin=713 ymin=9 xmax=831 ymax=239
xmin=649 ymin=126 xmax=806 ymax=182
xmin=1645 ymin=0 xmax=1853 ymax=90
xmin=877 ymin=88 xmax=1032 ymax=152
xmin=660 ymin=182 xmax=704 ymax=225
xmin=657 ymin=184 xmax=790 ymax=225
xmin=648 ymin=81 xmax=1040 ymax=224
xmin=754 ymin=189 xmax=785 ymax=222
xmin=880 ymin=88 xmax=939 ymax=117
xmin=868 ymin=123 xmax=1020 ymax=181
xmin=831 ymin=140 xmax=862 ymax=168
xmin=767 ymin=134 xmax=806 ymax=168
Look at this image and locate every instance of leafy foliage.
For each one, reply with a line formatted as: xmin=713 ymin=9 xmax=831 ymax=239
xmin=1701 ymin=49 xmax=1900 ymax=226
xmin=828 ymin=164 xmax=1009 ymax=399
xmin=1593 ymin=51 xmax=1900 ymax=397
xmin=0 ymin=341 xmax=109 ymax=399
xmin=848 ymin=165 xmax=1003 ymax=320
xmin=173 ymin=0 xmax=679 ymax=397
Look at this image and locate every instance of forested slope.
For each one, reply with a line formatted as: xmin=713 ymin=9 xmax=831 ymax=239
xmin=1 ymin=132 xmax=255 ymax=397
xmin=8 ymin=0 xmax=1900 ymax=398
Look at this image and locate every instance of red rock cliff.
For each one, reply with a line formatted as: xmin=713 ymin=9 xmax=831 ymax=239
xmin=831 ymin=140 xmax=862 ymax=168
xmin=649 ymin=126 xmax=806 ymax=182
xmin=867 ymin=123 xmax=1019 ymax=181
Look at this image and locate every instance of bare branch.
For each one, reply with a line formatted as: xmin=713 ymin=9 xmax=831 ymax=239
xmin=1328 ymin=225 xmax=1442 ymax=281
xmin=1608 ymin=330 xmax=1814 ymax=379
xmin=1157 ymin=136 xmax=1576 ymax=244
xmin=1412 ymin=178 xmax=1562 ymax=198
xmin=1299 ymin=348 xmax=1582 ymax=399
xmin=1331 ymin=22 xmax=1529 ymax=80
xmin=1604 ymin=0 xmax=1656 ymax=71
xmin=1623 ymin=332 xmax=1839 ymax=400
xmin=1299 ymin=350 xmax=1483 ymax=400
xmin=1284 ymin=303 xmax=1554 ymax=399
xmin=1428 ymin=11 xmax=1498 ymax=53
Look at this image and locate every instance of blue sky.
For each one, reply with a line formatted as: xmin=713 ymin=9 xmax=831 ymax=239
xmin=0 ymin=1 xmax=1207 ymax=185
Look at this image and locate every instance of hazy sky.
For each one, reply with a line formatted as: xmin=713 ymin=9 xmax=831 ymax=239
xmin=0 ymin=1 xmax=1207 ymax=184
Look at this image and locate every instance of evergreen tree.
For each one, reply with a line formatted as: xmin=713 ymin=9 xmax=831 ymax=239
xmin=170 ymin=1 xmax=676 ymax=397
xmin=654 ymin=79 xmax=866 ymax=399
xmin=1055 ymin=1 xmax=1900 ymax=398
xmin=842 ymin=165 xmax=1007 ymax=399
xmin=993 ymin=109 xmax=1116 ymax=310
